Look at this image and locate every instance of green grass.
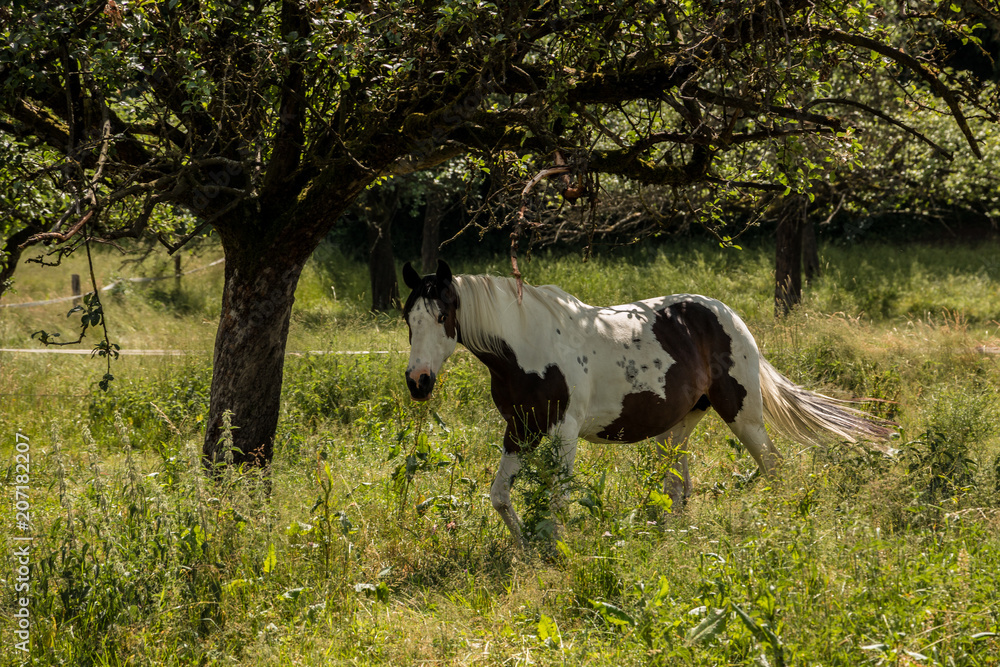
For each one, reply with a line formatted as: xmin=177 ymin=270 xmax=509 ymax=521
xmin=2 ymin=239 xmax=1000 ymax=665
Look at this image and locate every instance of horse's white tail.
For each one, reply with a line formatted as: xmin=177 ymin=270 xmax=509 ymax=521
xmin=759 ymin=358 xmax=896 ymax=454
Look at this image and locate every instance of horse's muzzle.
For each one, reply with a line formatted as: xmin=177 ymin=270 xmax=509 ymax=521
xmin=405 ymin=370 xmax=436 ymax=401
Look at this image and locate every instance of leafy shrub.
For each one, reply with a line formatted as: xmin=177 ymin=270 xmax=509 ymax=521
xmin=29 ymin=445 xmax=239 ymax=665
xmin=88 ymin=363 xmax=212 ymax=444
xmin=905 ymin=381 xmax=998 ymax=503
xmin=805 ymin=338 xmax=900 ymax=404
xmin=282 ymin=353 xmax=406 ymax=426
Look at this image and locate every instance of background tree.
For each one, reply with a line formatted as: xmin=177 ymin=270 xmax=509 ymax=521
xmin=1 ymin=0 xmax=996 ymax=469
xmin=357 ymin=186 xmax=401 ymax=312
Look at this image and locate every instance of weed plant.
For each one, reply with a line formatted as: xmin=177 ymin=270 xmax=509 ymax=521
xmin=1 ymin=240 xmax=999 ymax=665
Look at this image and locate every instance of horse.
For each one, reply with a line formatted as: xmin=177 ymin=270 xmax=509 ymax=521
xmin=402 ymin=260 xmax=893 ymax=547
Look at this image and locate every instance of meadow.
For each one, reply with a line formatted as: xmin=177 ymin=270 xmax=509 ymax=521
xmin=2 ymin=239 xmax=999 ymax=666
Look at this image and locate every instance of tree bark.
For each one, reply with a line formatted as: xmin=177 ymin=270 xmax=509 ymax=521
xmin=774 ymin=195 xmax=805 ymax=316
xmin=201 ymin=167 xmax=371 ymax=470
xmin=421 ymin=187 xmax=445 ymax=273
xmin=200 ymin=207 xmax=336 ymax=470
xmin=203 ymin=249 xmax=304 ymax=469
xmin=0 ymin=224 xmax=41 ymax=298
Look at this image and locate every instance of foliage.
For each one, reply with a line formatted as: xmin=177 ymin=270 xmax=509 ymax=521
xmin=3 ymin=0 xmax=997 ymax=469
xmin=4 ymin=243 xmax=1000 ymax=664
xmin=281 ymin=352 xmax=405 ymax=426
xmin=89 ymin=362 xmax=213 ymax=443
xmin=2 ymin=0 xmax=996 ymax=272
xmin=904 ymin=380 xmax=998 ymax=507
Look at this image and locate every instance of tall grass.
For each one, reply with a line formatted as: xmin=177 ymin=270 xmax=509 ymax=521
xmin=2 ymin=239 xmax=999 ymax=665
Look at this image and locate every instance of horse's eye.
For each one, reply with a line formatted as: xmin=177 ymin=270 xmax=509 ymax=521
xmin=437 ymin=312 xmax=447 ymax=324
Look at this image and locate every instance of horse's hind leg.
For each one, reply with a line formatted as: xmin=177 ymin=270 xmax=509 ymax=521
xmin=726 ymin=409 xmax=782 ymax=476
xmin=707 ymin=344 xmax=782 ymax=476
xmin=654 ymin=407 xmax=708 ymax=510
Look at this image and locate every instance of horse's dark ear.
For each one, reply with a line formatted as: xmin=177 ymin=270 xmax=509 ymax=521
xmin=436 ymin=259 xmax=452 ymax=285
xmin=402 ymin=262 xmax=421 ymax=290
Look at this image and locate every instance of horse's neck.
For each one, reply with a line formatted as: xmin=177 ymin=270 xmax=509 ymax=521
xmin=454 ymin=275 xmax=561 ymax=358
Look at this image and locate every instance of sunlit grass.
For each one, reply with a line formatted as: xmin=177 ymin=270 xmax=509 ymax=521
xmin=2 ymin=238 xmax=1000 ymax=665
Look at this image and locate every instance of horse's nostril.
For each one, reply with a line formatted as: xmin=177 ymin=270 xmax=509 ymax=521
xmin=406 ymin=371 xmax=435 ymax=399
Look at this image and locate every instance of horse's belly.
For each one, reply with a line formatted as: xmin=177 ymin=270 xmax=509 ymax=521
xmin=578 ymin=388 xmax=692 ymax=444
xmin=569 ymin=345 xmax=695 ymax=443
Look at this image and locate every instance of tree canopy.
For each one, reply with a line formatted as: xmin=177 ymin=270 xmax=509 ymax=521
xmin=2 ymin=0 xmax=997 ymax=466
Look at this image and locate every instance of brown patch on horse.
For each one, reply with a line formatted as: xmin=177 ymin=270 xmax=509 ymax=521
xmin=474 ymin=339 xmax=570 ymax=454
xmin=598 ymin=301 xmax=747 ymax=441
xmin=598 ymin=390 xmax=688 ymax=442
xmin=654 ymin=300 xmax=747 ymax=423
xmin=440 ymin=292 xmax=459 ymax=340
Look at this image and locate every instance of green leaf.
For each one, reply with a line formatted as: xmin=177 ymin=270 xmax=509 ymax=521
xmin=537 ymin=613 xmax=561 ymax=647
xmin=431 ymin=410 xmax=450 ymax=432
xmin=282 ymin=587 xmax=306 ymax=601
xmin=354 ymin=582 xmax=389 ymax=602
xmin=686 ymin=607 xmax=728 ymax=645
xmin=263 ymin=542 xmax=277 ymax=574
xmin=98 ymin=373 xmax=114 ymax=391
xmin=652 ymin=575 xmax=670 ymax=607
xmin=223 ymin=578 xmax=253 ymax=594
xmin=860 ymin=643 xmax=888 ymax=651
xmin=649 ymin=489 xmax=673 ymax=513
xmin=286 ymin=520 xmax=314 ymax=537
xmin=732 ymin=602 xmax=764 ymax=636
xmin=590 ymin=600 xmax=634 ymax=627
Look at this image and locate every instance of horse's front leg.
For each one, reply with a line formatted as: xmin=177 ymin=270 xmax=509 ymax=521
xmin=490 ymin=425 xmax=535 ymax=550
xmin=548 ymin=418 xmax=580 ymax=520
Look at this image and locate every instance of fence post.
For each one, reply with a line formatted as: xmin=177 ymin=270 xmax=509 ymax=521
xmin=71 ymin=274 xmax=81 ymax=305
xmin=174 ymin=255 xmax=182 ymax=291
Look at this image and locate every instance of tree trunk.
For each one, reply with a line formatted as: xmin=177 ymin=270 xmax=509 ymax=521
xmin=363 ymin=189 xmax=400 ymax=312
xmin=202 ymin=235 xmax=310 ymax=470
xmin=774 ymin=196 xmax=805 ymax=316
xmin=802 ymin=218 xmax=820 ymax=284
xmin=0 ymin=224 xmax=41 ymax=299
xmin=420 ymin=187 xmax=445 ymax=273
xmin=367 ymin=218 xmax=399 ymax=311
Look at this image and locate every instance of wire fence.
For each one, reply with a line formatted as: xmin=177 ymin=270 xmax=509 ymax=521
xmin=0 ymin=258 xmax=226 ymax=309
xmin=0 ymin=255 xmax=415 ymax=356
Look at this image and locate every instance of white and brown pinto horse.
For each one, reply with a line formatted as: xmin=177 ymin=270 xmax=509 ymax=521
xmin=402 ymin=261 xmax=892 ymax=547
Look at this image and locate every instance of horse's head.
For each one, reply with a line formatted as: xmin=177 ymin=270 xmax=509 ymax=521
xmin=402 ymin=259 xmax=459 ymax=401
